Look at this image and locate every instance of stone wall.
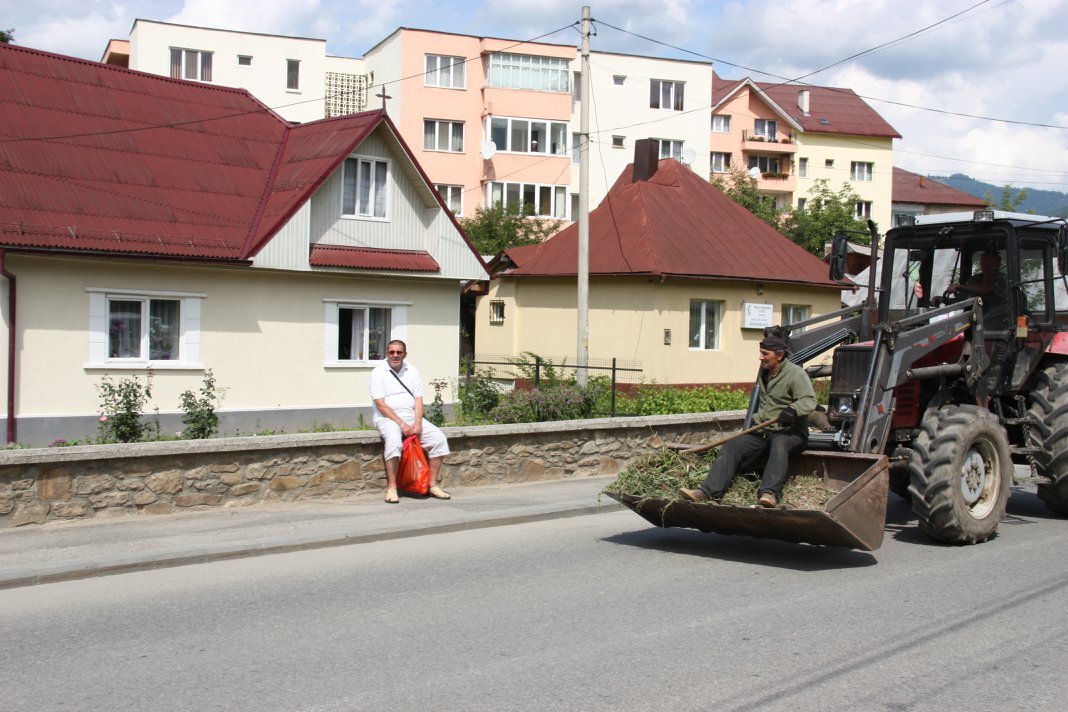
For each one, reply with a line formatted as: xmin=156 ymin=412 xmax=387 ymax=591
xmin=0 ymin=412 xmax=744 ymax=527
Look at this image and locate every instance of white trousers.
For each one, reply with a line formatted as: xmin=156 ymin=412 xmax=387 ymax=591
xmin=375 ymin=418 xmax=450 ymax=461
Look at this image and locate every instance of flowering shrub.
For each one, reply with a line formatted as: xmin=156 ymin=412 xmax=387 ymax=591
xmin=96 ymin=370 xmax=153 ymax=443
xmin=489 ymin=384 xmax=595 ymax=424
xmin=178 ymin=369 xmax=221 ymax=439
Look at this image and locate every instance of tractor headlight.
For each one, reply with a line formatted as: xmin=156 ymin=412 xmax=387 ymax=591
xmin=831 ymin=395 xmax=856 ymax=417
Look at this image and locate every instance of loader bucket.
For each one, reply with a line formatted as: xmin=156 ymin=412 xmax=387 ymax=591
xmin=607 ymin=451 xmax=889 ymax=551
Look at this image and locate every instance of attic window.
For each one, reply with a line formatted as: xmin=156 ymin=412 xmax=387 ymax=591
xmin=613 ymin=75 xmax=626 ymax=86
xmin=489 ymin=300 xmax=505 ymax=325
xmin=612 ymin=136 xmax=625 ymax=148
xmin=238 ymin=55 xmax=252 ymax=66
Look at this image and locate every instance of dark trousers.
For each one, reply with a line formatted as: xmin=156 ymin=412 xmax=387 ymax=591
xmin=698 ymin=430 xmax=807 ymax=498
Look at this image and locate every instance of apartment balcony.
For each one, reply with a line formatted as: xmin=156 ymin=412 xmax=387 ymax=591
xmin=754 ymin=171 xmax=796 ymax=194
xmin=742 ymin=131 xmax=798 ymax=154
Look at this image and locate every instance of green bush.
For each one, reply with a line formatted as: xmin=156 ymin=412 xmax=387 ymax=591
xmin=426 ymin=378 xmax=448 ymax=426
xmin=178 ymin=369 xmax=221 ymax=439
xmin=614 ymin=383 xmax=751 ymax=416
xmin=489 ymin=384 xmax=596 ymax=424
xmin=458 ymin=368 xmax=501 ymax=420
xmin=96 ymin=370 xmax=154 ymax=443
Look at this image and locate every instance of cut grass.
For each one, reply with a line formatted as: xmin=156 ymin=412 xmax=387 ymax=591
xmin=603 ymin=446 xmax=837 ymax=510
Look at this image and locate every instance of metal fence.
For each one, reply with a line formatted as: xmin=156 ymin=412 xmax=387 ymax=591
xmin=465 ymin=354 xmax=644 ymax=417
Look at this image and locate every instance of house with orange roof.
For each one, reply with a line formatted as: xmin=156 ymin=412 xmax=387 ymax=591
xmin=0 ymin=43 xmax=486 ymax=446
xmin=710 ymin=74 xmax=900 ymax=229
xmin=474 ymin=143 xmax=845 ymax=387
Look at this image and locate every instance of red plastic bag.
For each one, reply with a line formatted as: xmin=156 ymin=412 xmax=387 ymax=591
xmin=397 ymin=435 xmax=430 ymax=495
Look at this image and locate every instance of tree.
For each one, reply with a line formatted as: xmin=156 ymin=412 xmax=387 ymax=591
xmin=984 ymin=184 xmax=1029 ymax=212
xmin=0 ymin=29 xmax=14 ymax=43
xmin=781 ymin=179 xmax=870 ymax=255
xmin=458 ymin=202 xmax=563 ymax=256
xmin=711 ymin=167 xmax=782 ymax=227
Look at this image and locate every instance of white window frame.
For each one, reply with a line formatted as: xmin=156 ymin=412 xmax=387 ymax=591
xmin=286 ymin=59 xmax=300 ymax=91
xmin=612 ymin=136 xmax=625 ymax=149
xmin=798 ymin=157 xmax=808 ymax=178
xmin=489 ymin=116 xmax=569 ymax=156
xmin=748 ymin=155 xmax=780 ymax=174
xmin=855 ymin=201 xmax=873 ymax=219
xmin=650 ymin=79 xmax=685 ymax=110
xmin=613 ymin=75 xmax=626 ymax=86
xmin=86 ymin=288 xmax=203 ymax=370
xmin=423 ymin=119 xmax=464 ymax=152
xmin=754 ymin=119 xmax=777 ymax=139
xmin=425 ymin=54 xmax=466 ymax=89
xmin=237 ymin=55 xmax=252 ymax=67
xmin=487 ymin=181 xmax=568 ymax=219
xmin=688 ymin=299 xmax=722 ymax=350
xmin=825 ymin=158 xmax=835 ymax=169
xmin=342 ymin=156 xmax=390 ymax=220
xmin=435 ymin=184 xmax=463 ymax=214
xmin=654 ymin=138 xmax=683 ymax=160
xmin=169 ymin=47 xmax=212 ymax=82
xmin=711 ymin=151 xmax=732 ymax=173
xmin=323 ymin=299 xmax=409 ymax=367
xmin=711 ymin=114 xmax=731 ymax=133
xmin=488 ymin=52 xmax=570 ymax=92
xmin=782 ymin=304 xmax=810 ymax=333
xmin=851 ymin=161 xmax=874 ymax=181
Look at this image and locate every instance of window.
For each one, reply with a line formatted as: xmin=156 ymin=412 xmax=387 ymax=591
xmin=342 ymin=157 xmax=389 ymax=219
xmin=754 ymin=119 xmax=777 ymax=139
xmin=335 ymin=305 xmax=391 ymax=361
xmin=654 ymin=138 xmax=683 ymax=160
xmin=572 ymin=72 xmax=581 ymax=102
xmin=851 ymin=161 xmax=874 ymax=181
xmin=711 ymin=114 xmax=731 ymax=133
xmin=489 ymin=116 xmax=568 ymax=155
xmin=423 ymin=119 xmax=464 ymax=152
xmin=488 ymin=181 xmax=568 ymax=218
xmin=894 ymin=212 xmax=919 ymax=226
xmin=782 ymin=305 xmax=810 ymax=333
xmin=169 ymin=48 xmax=212 ymax=81
xmin=612 ymin=136 xmax=625 ymax=148
xmin=488 ymin=52 xmax=570 ymax=92
xmin=87 ymin=288 xmax=202 ymax=368
xmin=748 ymin=155 xmax=780 ymax=174
xmin=489 ymin=300 xmax=505 ymax=325
xmin=689 ymin=300 xmax=722 ymax=350
xmin=425 ymin=54 xmax=465 ymax=88
xmin=798 ymin=157 xmax=808 ymax=178
xmin=825 ymin=158 xmax=835 ymax=169
xmin=798 ymin=197 xmax=807 ymax=210
xmin=435 ymin=184 xmax=463 ymax=214
xmin=710 ymin=152 xmax=731 ymax=173
xmin=237 ymin=55 xmax=252 ymax=66
xmin=613 ymin=75 xmax=626 ymax=86
xmin=287 ymin=59 xmax=300 ymax=90
xmin=650 ymin=79 xmax=684 ymax=110
xmin=855 ymin=201 xmax=872 ymax=219
xmin=571 ymin=133 xmax=582 ymax=164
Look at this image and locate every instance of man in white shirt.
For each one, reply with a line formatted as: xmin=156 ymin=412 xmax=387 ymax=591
xmin=368 ymin=339 xmax=451 ymax=503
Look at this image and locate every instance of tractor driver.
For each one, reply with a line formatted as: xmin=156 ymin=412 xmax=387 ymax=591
xmin=680 ymin=333 xmax=817 ymax=508
xmin=932 ymin=250 xmax=1009 ymax=329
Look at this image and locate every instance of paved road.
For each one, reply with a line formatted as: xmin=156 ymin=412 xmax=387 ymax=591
xmin=1 ymin=487 xmax=1065 ymax=712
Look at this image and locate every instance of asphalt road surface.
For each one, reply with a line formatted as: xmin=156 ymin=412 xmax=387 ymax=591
xmin=1 ymin=487 xmax=1065 ymax=712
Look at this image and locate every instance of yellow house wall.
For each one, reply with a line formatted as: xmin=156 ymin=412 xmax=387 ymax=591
xmin=1 ymin=255 xmax=462 ymax=418
xmin=794 ymin=133 xmax=894 ymax=230
xmin=475 ymin=277 xmax=842 ymax=384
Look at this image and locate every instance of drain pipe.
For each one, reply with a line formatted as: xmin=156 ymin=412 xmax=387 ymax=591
xmin=0 ymin=250 xmax=15 ymax=444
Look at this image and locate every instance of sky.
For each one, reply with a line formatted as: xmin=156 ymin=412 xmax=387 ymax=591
xmin=7 ymin=0 xmax=1068 ymax=195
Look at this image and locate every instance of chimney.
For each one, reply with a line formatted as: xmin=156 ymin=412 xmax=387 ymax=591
xmin=633 ymin=139 xmax=659 ymax=182
xmin=919 ymin=175 xmax=927 ymax=188
xmin=798 ymin=90 xmax=810 ymax=117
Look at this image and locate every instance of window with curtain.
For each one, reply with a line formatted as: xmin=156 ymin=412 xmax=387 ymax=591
xmin=489 ymin=116 xmax=569 ymax=155
xmin=108 ymin=298 xmax=181 ymax=361
xmin=689 ymin=300 xmax=722 ymax=350
xmin=488 ymin=53 xmax=570 ymax=92
xmin=850 ymin=161 xmax=874 ymax=181
xmin=711 ymin=152 xmax=731 ymax=173
xmin=650 ymin=79 xmax=684 ymax=110
xmin=754 ymin=119 xmax=777 ymax=139
xmin=425 ymin=54 xmax=466 ymax=88
xmin=287 ymin=59 xmax=300 ymax=90
xmin=487 ymin=181 xmax=566 ymax=218
xmin=337 ymin=306 xmax=392 ymax=361
xmin=169 ymin=48 xmax=212 ymax=81
xmin=711 ymin=114 xmax=731 ymax=132
xmin=423 ymin=119 xmax=464 ymax=152
xmin=342 ymin=157 xmax=388 ymax=219
xmin=654 ymin=139 xmax=683 ymax=160
xmin=782 ymin=305 xmax=810 ymax=333
xmin=435 ymin=184 xmax=463 ymax=214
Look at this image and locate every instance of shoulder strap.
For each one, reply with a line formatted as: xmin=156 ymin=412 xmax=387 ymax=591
xmin=389 ymin=368 xmax=415 ymax=397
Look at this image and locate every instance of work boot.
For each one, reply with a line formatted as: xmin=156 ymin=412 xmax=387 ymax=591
xmin=679 ymin=487 xmax=709 ymax=503
xmin=757 ymin=491 xmax=778 ymax=508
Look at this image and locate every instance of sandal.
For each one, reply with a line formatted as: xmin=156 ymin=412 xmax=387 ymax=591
xmin=384 ymin=488 xmax=399 ymax=504
xmin=428 ymin=486 xmax=451 ymax=500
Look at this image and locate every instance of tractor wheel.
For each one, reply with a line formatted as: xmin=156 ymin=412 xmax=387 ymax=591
xmin=1026 ymin=362 xmax=1068 ymax=515
xmin=906 ymin=405 xmax=1012 ymax=544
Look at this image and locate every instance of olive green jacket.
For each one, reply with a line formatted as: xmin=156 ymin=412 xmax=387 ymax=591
xmin=754 ymin=359 xmax=817 ymax=432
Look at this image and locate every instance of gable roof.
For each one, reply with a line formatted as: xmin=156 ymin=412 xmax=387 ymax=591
xmin=892 ymin=167 xmax=986 ymax=207
xmin=509 ymin=158 xmax=841 ymax=289
xmin=0 ymin=43 xmax=471 ymax=267
xmin=712 ymin=75 xmax=900 ymax=139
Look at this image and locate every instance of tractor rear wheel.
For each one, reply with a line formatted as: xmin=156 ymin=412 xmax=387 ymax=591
xmin=1026 ymin=362 xmax=1068 ymax=515
xmin=907 ymin=405 xmax=1011 ymax=544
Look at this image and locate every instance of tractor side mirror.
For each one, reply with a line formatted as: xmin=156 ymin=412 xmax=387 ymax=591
xmin=1058 ymin=224 xmax=1068 ymax=276
xmin=829 ymin=233 xmax=848 ymax=281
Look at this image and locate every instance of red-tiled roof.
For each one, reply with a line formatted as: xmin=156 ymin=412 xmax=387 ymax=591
xmin=510 ymin=159 xmax=841 ymax=289
xmin=0 ymin=43 xmax=396 ymax=262
xmin=892 ymin=168 xmax=986 ymax=207
xmin=309 ymin=244 xmax=440 ymax=272
xmin=712 ymin=76 xmax=900 ymax=139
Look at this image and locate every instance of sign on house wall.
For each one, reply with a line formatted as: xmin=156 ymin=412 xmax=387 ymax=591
xmin=742 ymin=301 xmax=774 ymax=329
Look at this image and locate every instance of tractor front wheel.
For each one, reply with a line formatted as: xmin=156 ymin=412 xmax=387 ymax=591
xmin=907 ymin=405 xmax=1011 ymax=544
xmin=1027 ymin=362 xmax=1068 ymax=515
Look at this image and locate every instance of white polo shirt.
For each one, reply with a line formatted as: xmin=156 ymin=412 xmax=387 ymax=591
xmin=368 ymin=360 xmax=424 ymax=423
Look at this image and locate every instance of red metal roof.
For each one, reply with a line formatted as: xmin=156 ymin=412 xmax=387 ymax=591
xmin=510 ymin=159 xmax=841 ymax=289
xmin=892 ymin=168 xmax=986 ymax=207
xmin=309 ymin=244 xmax=440 ymax=272
xmin=0 ymin=43 xmax=395 ymax=262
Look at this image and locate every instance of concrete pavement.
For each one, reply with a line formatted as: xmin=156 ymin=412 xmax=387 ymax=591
xmin=0 ymin=476 xmax=621 ymax=589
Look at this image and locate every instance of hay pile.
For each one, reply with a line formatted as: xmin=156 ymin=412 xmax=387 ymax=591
xmin=603 ymin=447 xmax=837 ymax=510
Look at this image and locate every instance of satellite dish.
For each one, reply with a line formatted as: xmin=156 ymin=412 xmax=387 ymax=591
xmin=748 ymin=167 xmax=762 ymax=180
xmin=480 ymin=141 xmax=497 ymax=160
xmin=681 ymin=147 xmax=697 ymax=166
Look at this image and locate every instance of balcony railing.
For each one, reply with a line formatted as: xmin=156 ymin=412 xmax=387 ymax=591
xmin=742 ymin=130 xmax=795 ymax=144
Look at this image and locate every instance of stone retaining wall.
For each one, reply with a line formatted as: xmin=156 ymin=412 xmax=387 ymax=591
xmin=0 ymin=412 xmax=744 ymax=527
